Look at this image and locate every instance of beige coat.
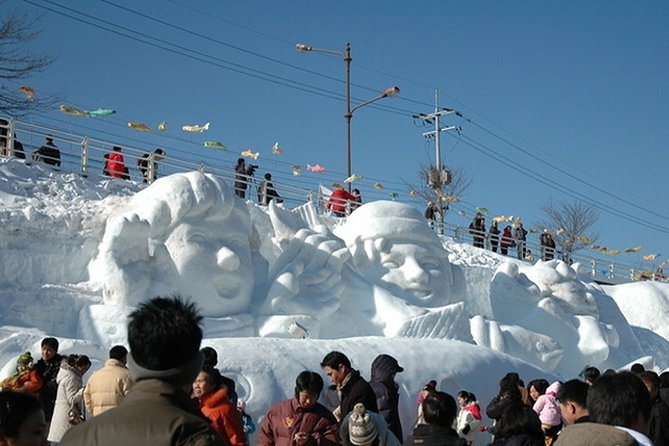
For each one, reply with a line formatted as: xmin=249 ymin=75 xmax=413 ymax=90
xmin=84 ymin=358 xmax=133 ymax=416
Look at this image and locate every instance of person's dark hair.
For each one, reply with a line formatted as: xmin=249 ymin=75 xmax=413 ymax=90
xmin=587 ymin=371 xmax=651 ymax=428
xmin=109 ymin=345 xmax=128 ymax=362
xmin=127 ymin=295 xmax=203 ymax=370
xmin=264 ymin=173 xmax=271 ymax=180
xmin=41 ymin=337 xmax=59 ymax=351
xmin=497 ymin=375 xmax=522 ymax=401
xmin=0 ymin=392 xmax=43 ymax=438
xmin=582 ymin=366 xmax=601 ymax=384
xmin=639 ymin=371 xmax=660 ymax=393
xmin=494 ymin=404 xmax=543 ymax=441
xmin=457 ymin=390 xmax=476 ymax=403
xmin=154 ymin=148 xmax=165 ymax=155
xmin=660 ymin=371 xmax=669 ymax=389
xmin=200 ymin=347 xmax=218 ymax=368
xmin=556 ymin=379 xmax=589 ymax=408
xmin=422 ymin=391 xmax=458 ymax=427
xmin=113 ymin=145 xmax=122 ymax=152
xmin=320 ymin=351 xmax=351 ymax=370
xmin=200 ymin=366 xmax=224 ymax=389
xmin=237 ymin=158 xmax=244 ymax=164
xmin=65 ymin=354 xmax=91 ymax=369
xmin=631 ymin=363 xmax=646 ymax=374
xmin=528 ymin=379 xmax=549 ymax=395
xmin=295 ymin=371 xmax=324 ymax=399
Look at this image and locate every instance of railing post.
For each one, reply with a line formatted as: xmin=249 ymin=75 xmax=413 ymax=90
xmin=80 ymin=136 xmax=89 ymax=177
xmin=608 ymin=263 xmax=615 ymax=279
xmin=590 ymin=259 xmax=596 ymax=277
xmin=7 ymin=118 xmax=15 ymax=157
xmin=147 ymin=153 xmax=155 ymax=184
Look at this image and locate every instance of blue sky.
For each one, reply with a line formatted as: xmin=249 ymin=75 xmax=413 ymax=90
xmin=7 ymin=0 xmax=669 ymax=268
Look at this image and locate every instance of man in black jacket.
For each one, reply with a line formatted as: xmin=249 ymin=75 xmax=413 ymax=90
xmin=321 ymin=351 xmax=378 ymax=421
xmin=370 ymin=354 xmax=404 ymax=443
xmin=405 ymin=392 xmax=466 ymax=446
xmin=640 ymin=371 xmax=669 ymax=446
xmin=33 ymin=337 xmax=62 ymax=424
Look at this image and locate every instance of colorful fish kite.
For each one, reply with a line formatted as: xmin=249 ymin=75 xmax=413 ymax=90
xmin=606 ymin=249 xmax=621 ymax=255
xmin=240 ymin=149 xmax=259 ymax=160
xmin=291 ymin=165 xmax=301 ymax=176
xmin=374 ymin=183 xmax=384 ymax=191
xmin=591 ymin=245 xmax=602 ymax=250
xmin=578 ymin=236 xmax=593 ymax=244
xmin=409 ymin=190 xmax=417 ymax=197
xmin=19 ymin=85 xmax=35 ymax=100
xmin=475 ymin=207 xmax=489 ymax=215
xmin=389 ymin=192 xmax=399 ymax=200
xmin=307 ymin=164 xmax=325 ymax=173
xmin=203 ymin=141 xmax=229 ymax=151
xmin=643 ymin=253 xmax=661 ymax=261
xmin=182 ymin=122 xmax=210 ymax=133
xmin=271 ymin=142 xmax=283 ymax=155
xmin=444 ymin=195 xmax=460 ymax=203
xmin=344 ymin=174 xmax=364 ymax=183
xmin=59 ymin=105 xmax=88 ymax=116
xmin=493 ymin=215 xmax=513 ymax=223
xmin=127 ymin=122 xmax=152 ymax=132
xmin=158 ymin=121 xmax=167 ymax=131
xmin=624 ymin=246 xmax=643 ymax=253
xmin=87 ymin=108 xmax=116 ymax=117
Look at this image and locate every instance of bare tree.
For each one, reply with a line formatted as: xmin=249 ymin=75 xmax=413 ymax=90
xmin=536 ymin=200 xmax=599 ymax=264
xmin=0 ymin=9 xmax=57 ymax=116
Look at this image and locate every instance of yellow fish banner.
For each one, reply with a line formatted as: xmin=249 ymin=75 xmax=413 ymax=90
xmin=182 ymin=122 xmax=210 ymax=133
xmin=240 ymin=149 xmax=260 ymax=160
xmin=578 ymin=236 xmax=593 ymax=244
xmin=624 ymin=246 xmax=643 ymax=253
xmin=127 ymin=122 xmax=152 ymax=132
xmin=643 ymin=254 xmax=661 ymax=261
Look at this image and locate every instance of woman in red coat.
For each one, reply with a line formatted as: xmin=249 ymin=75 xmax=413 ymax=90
xmin=103 ymin=146 xmax=129 ymax=179
xmin=193 ymin=366 xmax=247 ymax=446
xmin=0 ymin=352 xmax=43 ymax=396
xmin=327 ymin=188 xmax=354 ymax=217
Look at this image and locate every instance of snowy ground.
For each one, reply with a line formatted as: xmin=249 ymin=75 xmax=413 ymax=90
xmin=1 ymin=157 xmax=668 ymax=441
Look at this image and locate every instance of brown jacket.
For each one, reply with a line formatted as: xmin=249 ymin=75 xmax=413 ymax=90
xmin=61 ymin=379 xmax=224 ymax=446
xmin=555 ymin=422 xmax=638 ymax=446
xmin=84 ymin=358 xmax=133 ymax=416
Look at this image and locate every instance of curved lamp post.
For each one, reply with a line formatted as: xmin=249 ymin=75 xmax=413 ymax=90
xmin=296 ymin=42 xmax=399 ymax=191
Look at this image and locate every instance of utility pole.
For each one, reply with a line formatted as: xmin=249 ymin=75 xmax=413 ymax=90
xmin=413 ymin=90 xmax=461 ymax=233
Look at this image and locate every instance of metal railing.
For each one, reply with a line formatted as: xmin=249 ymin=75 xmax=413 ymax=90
xmin=0 ymin=116 xmax=654 ymax=283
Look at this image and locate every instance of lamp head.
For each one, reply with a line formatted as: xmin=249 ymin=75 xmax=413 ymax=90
xmin=295 ymin=44 xmax=312 ymax=53
xmin=382 ymin=86 xmax=400 ymax=98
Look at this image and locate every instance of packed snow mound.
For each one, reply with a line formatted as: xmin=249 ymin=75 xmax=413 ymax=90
xmin=1 ymin=160 xmax=668 ymax=420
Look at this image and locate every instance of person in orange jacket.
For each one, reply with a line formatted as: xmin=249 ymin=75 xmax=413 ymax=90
xmin=327 ymin=188 xmax=355 ymax=217
xmin=1 ymin=352 xmax=43 ymax=396
xmin=103 ymin=146 xmax=129 ymax=179
xmin=193 ymin=366 xmax=247 ymax=446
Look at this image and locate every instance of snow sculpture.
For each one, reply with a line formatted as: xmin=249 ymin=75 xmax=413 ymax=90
xmin=90 ymin=172 xmax=254 ymax=318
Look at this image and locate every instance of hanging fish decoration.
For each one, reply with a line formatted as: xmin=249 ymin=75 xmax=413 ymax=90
xmin=643 ymin=253 xmax=661 ymax=261
xmin=59 ymin=105 xmax=88 ymax=116
xmin=389 ymin=192 xmax=399 ymax=200
xmin=291 ymin=165 xmax=302 ymax=176
xmin=203 ymin=141 xmax=229 ymax=151
xmin=444 ymin=195 xmax=460 ymax=203
xmin=182 ymin=122 xmax=210 ymax=133
xmin=127 ymin=122 xmax=152 ymax=132
xmin=344 ymin=174 xmax=364 ymax=183
xmin=87 ymin=108 xmax=116 ymax=117
xmin=158 ymin=121 xmax=167 ymax=131
xmin=307 ymin=164 xmax=325 ymax=173
xmin=374 ymin=182 xmax=384 ymax=191
xmin=624 ymin=246 xmax=643 ymax=253
xmin=475 ymin=206 xmax=489 ymax=215
xmin=19 ymin=85 xmax=35 ymax=100
xmin=409 ymin=190 xmax=417 ymax=197
xmin=493 ymin=215 xmax=513 ymax=223
xmin=271 ymin=142 xmax=283 ymax=155
xmin=240 ymin=149 xmax=260 ymax=160
xmin=458 ymin=210 xmax=466 ymax=217
xmin=578 ymin=236 xmax=593 ymax=244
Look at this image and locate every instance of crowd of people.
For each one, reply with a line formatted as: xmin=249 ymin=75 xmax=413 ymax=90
xmin=468 ymin=213 xmax=557 ymax=262
xmin=1 ymin=295 xmax=668 ymax=446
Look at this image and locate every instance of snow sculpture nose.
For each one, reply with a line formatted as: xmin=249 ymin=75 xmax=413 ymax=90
xmin=217 ymin=247 xmax=240 ymax=271
xmin=402 ymin=257 xmax=428 ymax=284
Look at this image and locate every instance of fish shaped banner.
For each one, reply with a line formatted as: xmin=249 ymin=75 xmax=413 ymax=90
xmin=291 ymin=165 xmax=302 ymax=176
xmin=127 ymin=122 xmax=152 ymax=132
xmin=158 ymin=122 xmax=167 ymax=131
xmin=374 ymin=183 xmax=384 ymax=191
xmin=493 ymin=215 xmax=513 ymax=223
xmin=578 ymin=236 xmax=593 ymax=244
xmin=87 ymin=108 xmax=116 ymax=117
xmin=307 ymin=164 xmax=325 ymax=173
xmin=344 ymin=174 xmax=364 ymax=183
xmin=409 ymin=190 xmax=417 ymax=197
xmin=624 ymin=246 xmax=643 ymax=253
xmin=240 ymin=149 xmax=260 ymax=160
xmin=203 ymin=141 xmax=229 ymax=151
xmin=59 ymin=105 xmax=88 ymax=116
xmin=19 ymin=85 xmax=35 ymax=100
xmin=271 ymin=142 xmax=283 ymax=155
xmin=475 ymin=206 xmax=489 ymax=215
xmin=389 ymin=192 xmax=399 ymax=200
xmin=643 ymin=253 xmax=661 ymax=261
xmin=182 ymin=122 xmax=210 ymax=133
xmin=458 ymin=210 xmax=467 ymax=217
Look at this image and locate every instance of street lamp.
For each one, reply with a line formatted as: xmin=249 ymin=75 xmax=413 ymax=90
xmin=296 ymin=42 xmax=399 ymax=191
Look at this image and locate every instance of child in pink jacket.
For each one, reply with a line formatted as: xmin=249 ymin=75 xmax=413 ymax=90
xmin=532 ymin=381 xmax=561 ymax=446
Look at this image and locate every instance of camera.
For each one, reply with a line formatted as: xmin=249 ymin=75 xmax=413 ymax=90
xmin=246 ymin=164 xmax=258 ymax=175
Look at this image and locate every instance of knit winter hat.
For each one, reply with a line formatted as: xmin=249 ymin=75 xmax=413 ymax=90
xmin=348 ymin=403 xmax=378 ymax=446
xmin=16 ymin=352 xmax=32 ymax=367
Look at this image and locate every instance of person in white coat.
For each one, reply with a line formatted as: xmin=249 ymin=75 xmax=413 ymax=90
xmin=455 ymin=391 xmax=484 ymax=445
xmin=47 ymin=354 xmax=91 ymax=444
